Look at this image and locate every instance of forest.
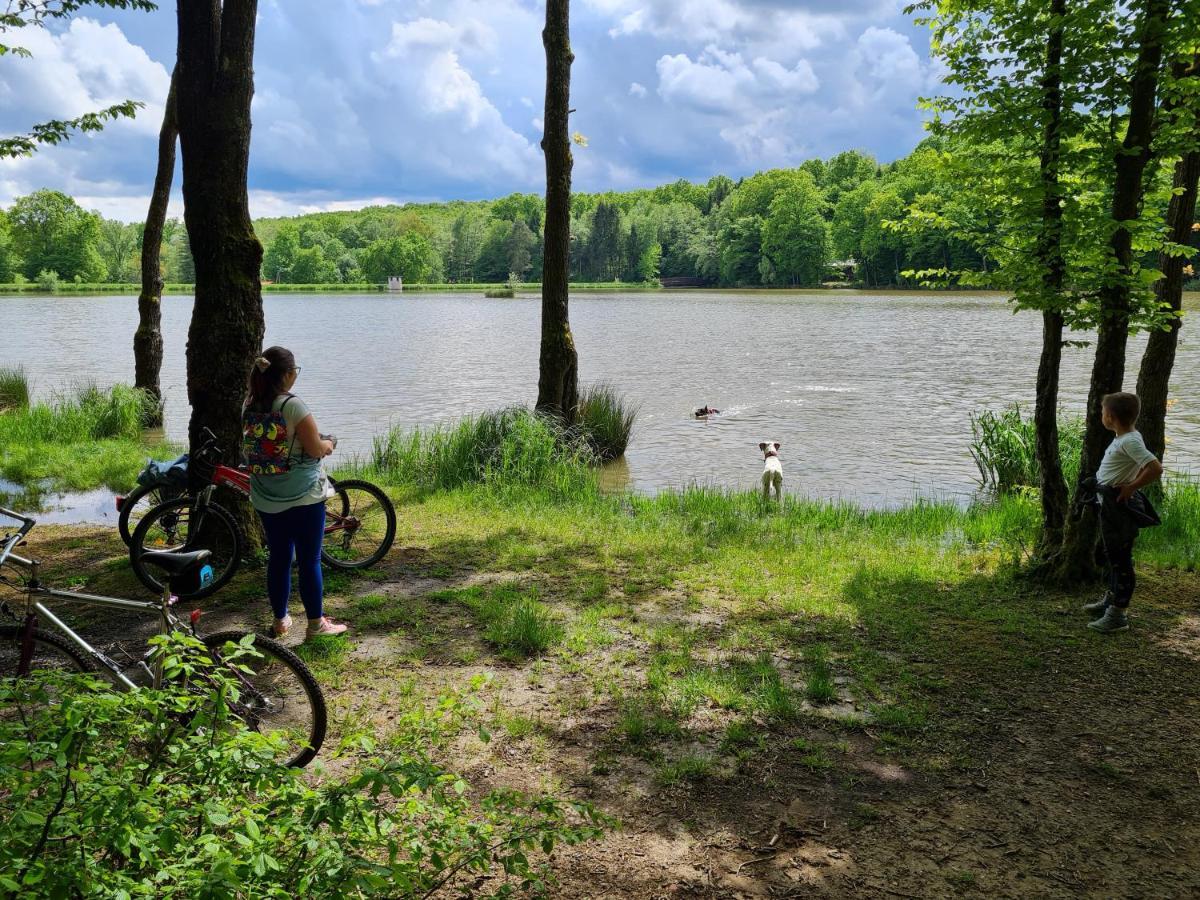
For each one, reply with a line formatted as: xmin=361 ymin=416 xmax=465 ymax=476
xmin=0 ymin=143 xmax=1001 ymax=289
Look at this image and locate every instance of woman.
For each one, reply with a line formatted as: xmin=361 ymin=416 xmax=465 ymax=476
xmin=243 ymin=345 xmax=347 ymax=639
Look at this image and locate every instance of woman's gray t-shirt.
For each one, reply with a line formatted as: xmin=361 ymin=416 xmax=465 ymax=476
xmin=248 ymin=393 xmax=328 ymax=514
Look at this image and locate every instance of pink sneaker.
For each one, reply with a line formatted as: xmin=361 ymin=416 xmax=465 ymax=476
xmin=306 ymin=617 xmax=348 ymax=639
xmin=272 ymin=614 xmax=292 ymax=637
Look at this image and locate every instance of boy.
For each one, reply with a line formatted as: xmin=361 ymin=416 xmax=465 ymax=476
xmin=1083 ymin=392 xmax=1164 ymax=634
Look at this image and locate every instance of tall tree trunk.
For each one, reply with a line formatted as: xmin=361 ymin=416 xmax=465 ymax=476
xmin=1137 ymin=55 xmax=1200 ymax=462
xmin=535 ymin=0 xmax=578 ymax=421
xmin=134 ymin=67 xmax=177 ymax=428
xmin=1055 ymin=0 xmax=1169 ymax=583
xmin=1033 ymin=0 xmax=1070 ymax=560
xmin=176 ymin=0 xmax=264 ymax=494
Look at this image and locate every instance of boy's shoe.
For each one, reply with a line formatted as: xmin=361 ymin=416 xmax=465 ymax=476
xmin=1087 ymin=606 xmax=1129 ymax=634
xmin=272 ymin=614 xmax=292 ymax=637
xmin=306 ymin=617 xmax=348 ymax=639
xmin=1082 ymin=592 xmax=1112 ymax=616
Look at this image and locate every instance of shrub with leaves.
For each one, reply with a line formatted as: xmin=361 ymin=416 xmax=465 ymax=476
xmin=0 ymin=634 xmax=608 ymax=898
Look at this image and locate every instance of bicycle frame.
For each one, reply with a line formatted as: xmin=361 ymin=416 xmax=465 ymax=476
xmin=2 ymin=506 xmax=190 ymax=689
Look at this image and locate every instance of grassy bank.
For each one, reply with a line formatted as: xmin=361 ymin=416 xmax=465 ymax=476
xmin=0 ymin=281 xmax=663 ymax=295
xmin=0 ymin=382 xmax=177 ymax=497
xmin=26 ymin=458 xmax=1200 ymax=894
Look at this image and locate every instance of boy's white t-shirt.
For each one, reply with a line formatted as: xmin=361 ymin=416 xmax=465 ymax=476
xmin=1095 ymin=430 xmax=1158 ymax=487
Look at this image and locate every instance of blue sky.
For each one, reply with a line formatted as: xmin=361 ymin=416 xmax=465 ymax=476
xmin=0 ymin=0 xmax=939 ymax=221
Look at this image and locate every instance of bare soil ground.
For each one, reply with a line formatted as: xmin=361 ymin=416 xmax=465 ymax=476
xmin=8 ymin=523 xmax=1200 ymax=899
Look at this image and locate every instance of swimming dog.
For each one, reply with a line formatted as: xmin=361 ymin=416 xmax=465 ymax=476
xmin=759 ymin=442 xmax=782 ymax=500
xmin=695 ymin=406 xmax=720 ymax=418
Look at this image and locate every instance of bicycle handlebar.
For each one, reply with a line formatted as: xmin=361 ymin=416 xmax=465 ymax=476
xmin=0 ymin=506 xmax=35 ymax=569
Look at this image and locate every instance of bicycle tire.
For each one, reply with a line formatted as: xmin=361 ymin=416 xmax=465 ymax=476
xmin=321 ymin=478 xmax=397 ymax=570
xmin=0 ymin=623 xmax=95 ymax=677
xmin=130 ymin=496 xmax=243 ymax=599
xmin=117 ymin=483 xmax=175 ymax=546
xmin=202 ymin=630 xmax=326 ymax=768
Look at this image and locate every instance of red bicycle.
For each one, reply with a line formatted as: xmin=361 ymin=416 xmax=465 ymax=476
xmin=126 ymin=428 xmax=396 ymax=600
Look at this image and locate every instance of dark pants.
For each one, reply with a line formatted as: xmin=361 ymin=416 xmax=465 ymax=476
xmin=1098 ymin=499 xmax=1137 ymax=609
xmin=258 ymin=501 xmax=325 ymax=620
xmin=1102 ymin=533 xmax=1136 ymax=609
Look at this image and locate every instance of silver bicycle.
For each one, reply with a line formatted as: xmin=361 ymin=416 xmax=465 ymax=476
xmin=0 ymin=506 xmax=327 ymax=767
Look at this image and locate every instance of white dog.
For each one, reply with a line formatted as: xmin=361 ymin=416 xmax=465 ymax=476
xmin=759 ymin=441 xmax=782 ymax=500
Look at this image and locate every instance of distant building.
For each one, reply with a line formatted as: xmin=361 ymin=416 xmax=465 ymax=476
xmin=387 ymin=276 xmax=403 ymax=292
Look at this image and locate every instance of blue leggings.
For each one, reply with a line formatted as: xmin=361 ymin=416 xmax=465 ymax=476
xmin=258 ymin=501 xmax=325 ymax=620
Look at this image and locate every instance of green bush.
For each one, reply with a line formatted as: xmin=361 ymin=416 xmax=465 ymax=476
xmin=0 ymin=366 xmax=29 ymax=410
xmin=35 ymin=269 xmax=59 ymax=292
xmin=969 ymin=403 xmax=1083 ymax=494
xmin=0 ymin=634 xmax=607 ymax=897
xmin=369 ymin=407 xmax=597 ymax=496
xmin=573 ymin=382 xmax=638 ymax=462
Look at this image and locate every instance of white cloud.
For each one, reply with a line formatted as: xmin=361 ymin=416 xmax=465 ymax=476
xmin=0 ymin=18 xmax=170 ymax=137
xmin=587 ymin=0 xmax=841 ymax=52
xmin=656 ymin=46 xmax=819 ymax=114
xmin=377 ymin=16 xmax=496 ymax=57
xmin=628 ymin=82 xmax=648 ymax=98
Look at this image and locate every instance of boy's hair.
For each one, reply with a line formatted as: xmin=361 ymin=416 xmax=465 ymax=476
xmin=1102 ymin=391 xmax=1140 ymax=427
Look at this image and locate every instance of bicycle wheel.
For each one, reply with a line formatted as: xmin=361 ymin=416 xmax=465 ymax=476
xmin=321 ymin=478 xmax=396 ymax=570
xmin=0 ymin=623 xmax=94 ymax=677
xmin=202 ymin=630 xmax=326 ymax=768
xmin=130 ymin=497 xmax=243 ymax=599
xmin=118 ymin=483 xmax=182 ymax=546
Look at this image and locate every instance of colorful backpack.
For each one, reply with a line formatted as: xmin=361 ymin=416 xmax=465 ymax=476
xmin=242 ymin=396 xmax=296 ymax=475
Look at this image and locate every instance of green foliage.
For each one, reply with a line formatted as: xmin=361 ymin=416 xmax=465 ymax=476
xmin=0 ymin=635 xmax=608 ymax=897
xmin=368 ymin=407 xmax=598 ymax=496
xmin=573 ymin=382 xmax=638 ymax=462
xmin=10 ymin=191 xmax=105 ymax=281
xmin=6 ymin=144 xmax=1006 ymax=289
xmin=34 ymin=268 xmax=58 ymax=292
xmin=969 ymin=404 xmax=1084 ymax=494
xmin=0 ymin=365 xmax=30 ymax=410
xmin=360 ymin=232 xmax=441 ymax=283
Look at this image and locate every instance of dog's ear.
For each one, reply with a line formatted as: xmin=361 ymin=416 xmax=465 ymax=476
xmin=773 ymin=442 xmax=781 ymax=451
xmin=758 ymin=442 xmax=767 ymax=452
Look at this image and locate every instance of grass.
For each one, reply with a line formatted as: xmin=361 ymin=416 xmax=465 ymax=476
xmin=0 ymin=281 xmax=664 ymax=294
xmin=970 ymin=403 xmax=1084 ymax=493
xmin=573 ymin=382 xmax=639 ymax=462
xmin=433 ymin=583 xmax=564 ymax=662
xmin=0 ymin=382 xmax=176 ymax=494
xmin=0 ymin=366 xmax=29 ymax=411
xmin=367 ymin=407 xmax=598 ymax=496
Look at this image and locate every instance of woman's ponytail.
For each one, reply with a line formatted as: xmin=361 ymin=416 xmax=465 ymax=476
xmin=246 ymin=346 xmax=296 ymax=413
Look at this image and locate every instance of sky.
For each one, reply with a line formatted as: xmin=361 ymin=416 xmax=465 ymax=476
xmin=0 ymin=0 xmax=941 ymax=222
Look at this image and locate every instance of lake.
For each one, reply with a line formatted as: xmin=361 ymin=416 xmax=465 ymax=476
xmin=2 ymin=290 xmax=1197 ymax=507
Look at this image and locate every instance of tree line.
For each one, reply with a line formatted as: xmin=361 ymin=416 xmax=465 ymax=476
xmin=0 ymin=143 xmax=1019 ymax=289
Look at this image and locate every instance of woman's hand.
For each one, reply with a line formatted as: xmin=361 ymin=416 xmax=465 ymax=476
xmin=296 ymin=414 xmax=333 ymax=458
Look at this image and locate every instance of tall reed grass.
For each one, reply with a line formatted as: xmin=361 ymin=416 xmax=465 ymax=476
xmin=970 ymin=404 xmax=1084 ymax=493
xmin=368 ymin=407 xmax=598 ymax=496
xmin=0 ymin=366 xmax=30 ymax=411
xmin=0 ymin=383 xmax=155 ymax=445
xmin=573 ymin=382 xmax=638 ymax=462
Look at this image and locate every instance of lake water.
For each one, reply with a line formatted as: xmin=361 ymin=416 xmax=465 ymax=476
xmin=2 ymin=290 xmax=1197 ymax=507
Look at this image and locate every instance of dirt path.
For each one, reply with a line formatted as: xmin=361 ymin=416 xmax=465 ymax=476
xmin=9 ymin=524 xmax=1200 ymax=898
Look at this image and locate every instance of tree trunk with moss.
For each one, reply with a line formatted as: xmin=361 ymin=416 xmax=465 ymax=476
xmin=1055 ymin=0 xmax=1169 ymax=583
xmin=134 ymin=67 xmax=176 ymax=428
xmin=1136 ymin=55 xmax=1200 ymax=463
xmin=176 ymin=0 xmax=264 ymax=497
xmin=535 ymin=0 xmax=579 ymax=422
